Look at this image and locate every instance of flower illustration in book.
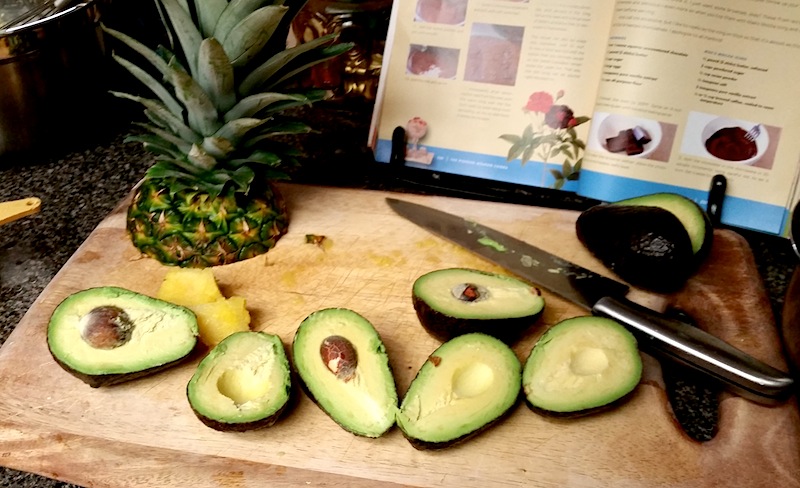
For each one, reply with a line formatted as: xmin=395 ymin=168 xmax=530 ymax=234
xmin=500 ymin=90 xmax=590 ymax=189
xmin=406 ymin=117 xmax=434 ymax=164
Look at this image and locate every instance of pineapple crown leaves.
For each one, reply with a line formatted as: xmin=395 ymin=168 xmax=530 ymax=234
xmin=103 ymin=0 xmax=354 ymax=198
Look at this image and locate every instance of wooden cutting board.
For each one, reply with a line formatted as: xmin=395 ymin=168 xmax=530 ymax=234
xmin=0 ymin=183 xmax=797 ymax=488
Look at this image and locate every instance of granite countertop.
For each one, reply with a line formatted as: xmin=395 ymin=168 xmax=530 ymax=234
xmin=0 ymin=101 xmax=797 ymax=487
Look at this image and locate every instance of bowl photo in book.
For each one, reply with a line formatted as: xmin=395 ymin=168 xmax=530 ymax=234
xmin=595 ymin=114 xmax=663 ymax=159
xmin=700 ymin=116 xmax=768 ymax=166
xmin=680 ymin=112 xmax=777 ymax=169
xmin=406 ymin=45 xmax=460 ymax=79
xmin=415 ymin=0 xmax=468 ymax=25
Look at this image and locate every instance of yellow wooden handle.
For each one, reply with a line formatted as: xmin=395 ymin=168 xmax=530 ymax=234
xmin=0 ymin=197 xmax=41 ymax=226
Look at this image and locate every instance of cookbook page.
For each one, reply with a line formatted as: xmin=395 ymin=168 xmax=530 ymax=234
xmin=369 ymin=0 xmax=615 ymax=191
xmin=578 ymin=0 xmax=800 ymax=235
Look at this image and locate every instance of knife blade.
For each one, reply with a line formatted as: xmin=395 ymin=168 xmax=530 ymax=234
xmin=386 ymin=197 xmax=795 ymax=404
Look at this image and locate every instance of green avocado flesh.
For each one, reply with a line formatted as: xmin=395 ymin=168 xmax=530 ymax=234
xmin=187 ymin=331 xmax=291 ymax=431
xmin=397 ymin=333 xmax=521 ymax=449
xmin=292 ymin=308 xmax=398 ymax=437
xmin=522 ymin=316 xmax=642 ymax=415
xmin=412 ymin=268 xmax=544 ymax=343
xmin=576 ymin=193 xmax=712 ymax=292
xmin=47 ymin=286 xmax=199 ymax=387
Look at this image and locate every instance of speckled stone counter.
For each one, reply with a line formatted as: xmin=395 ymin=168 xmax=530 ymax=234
xmin=0 ymin=101 xmax=797 ymax=487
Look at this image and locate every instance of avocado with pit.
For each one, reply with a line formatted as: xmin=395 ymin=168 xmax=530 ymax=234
xmin=292 ymin=308 xmax=398 ymax=438
xmin=47 ymin=286 xmax=199 ymax=387
xmin=412 ymin=268 xmax=544 ymax=344
xmin=576 ymin=192 xmax=713 ymax=292
xmin=397 ymin=332 xmax=521 ymax=449
xmin=522 ymin=316 xmax=642 ymax=416
xmin=187 ymin=331 xmax=292 ymax=431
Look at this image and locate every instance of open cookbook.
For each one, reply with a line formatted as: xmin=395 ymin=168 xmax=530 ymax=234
xmin=368 ymin=0 xmax=800 ymax=235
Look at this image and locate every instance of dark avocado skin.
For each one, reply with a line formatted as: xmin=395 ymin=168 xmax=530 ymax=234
xmin=401 ymin=399 xmax=520 ymax=450
xmin=615 ymin=193 xmax=714 ymax=264
xmin=576 ymin=205 xmax=697 ymax=292
xmin=412 ymin=295 xmax=543 ymax=344
xmin=524 ymin=389 xmax=637 ymax=419
xmin=399 ymin=333 xmax=522 ymax=450
xmin=49 ymin=344 xmax=202 ymax=388
xmin=188 ymin=380 xmax=295 ymax=432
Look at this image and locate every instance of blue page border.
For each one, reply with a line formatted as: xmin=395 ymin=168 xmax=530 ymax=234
xmin=374 ymin=139 xmax=790 ymax=235
xmin=374 ymin=139 xmax=581 ymax=192
xmin=578 ymin=170 xmax=790 ymax=235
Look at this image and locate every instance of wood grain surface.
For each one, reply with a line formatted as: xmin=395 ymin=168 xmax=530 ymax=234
xmin=0 ymin=183 xmax=797 ymax=487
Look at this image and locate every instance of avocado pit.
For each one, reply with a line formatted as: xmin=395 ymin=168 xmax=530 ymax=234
xmin=320 ymin=335 xmax=358 ymax=381
xmin=452 ymin=283 xmax=487 ymax=302
xmin=79 ymin=305 xmax=134 ymax=349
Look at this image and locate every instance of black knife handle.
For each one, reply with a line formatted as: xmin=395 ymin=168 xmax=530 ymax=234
xmin=592 ymin=296 xmax=794 ymax=404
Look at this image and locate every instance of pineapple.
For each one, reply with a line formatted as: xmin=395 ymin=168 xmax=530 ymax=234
xmin=156 ymin=267 xmax=251 ymax=346
xmin=191 ymin=296 xmax=251 ymax=346
xmin=156 ymin=267 xmax=224 ymax=306
xmin=104 ymin=0 xmax=352 ymax=267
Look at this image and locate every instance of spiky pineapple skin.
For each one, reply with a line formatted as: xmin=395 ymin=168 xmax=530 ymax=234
xmin=127 ymin=180 xmax=288 ymax=267
xmin=107 ymin=0 xmax=352 ymax=268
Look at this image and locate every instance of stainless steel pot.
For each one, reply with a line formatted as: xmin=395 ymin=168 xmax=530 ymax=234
xmin=0 ymin=0 xmax=106 ymax=157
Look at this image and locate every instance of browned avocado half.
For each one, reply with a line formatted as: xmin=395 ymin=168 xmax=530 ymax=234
xmin=412 ymin=268 xmax=544 ymax=344
xmin=187 ymin=331 xmax=292 ymax=432
xmin=47 ymin=287 xmax=199 ymax=388
xmin=576 ymin=192 xmax=713 ymax=292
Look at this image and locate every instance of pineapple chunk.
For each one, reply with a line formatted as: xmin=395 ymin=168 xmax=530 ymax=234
xmin=156 ymin=268 xmax=250 ymax=346
xmin=157 ymin=268 xmax=224 ymax=307
xmin=191 ymin=297 xmax=251 ymax=347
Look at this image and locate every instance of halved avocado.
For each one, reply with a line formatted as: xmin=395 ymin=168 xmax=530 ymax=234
xmin=576 ymin=192 xmax=713 ymax=292
xmin=187 ymin=331 xmax=291 ymax=431
xmin=292 ymin=308 xmax=398 ymax=437
xmin=397 ymin=332 xmax=521 ymax=449
xmin=616 ymin=192 xmax=712 ymax=256
xmin=522 ymin=316 xmax=642 ymax=416
xmin=47 ymin=286 xmax=199 ymax=387
xmin=412 ymin=268 xmax=544 ymax=343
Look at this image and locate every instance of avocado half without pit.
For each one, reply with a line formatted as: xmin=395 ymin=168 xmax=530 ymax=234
xmin=412 ymin=268 xmax=545 ymax=343
xmin=576 ymin=192 xmax=713 ymax=292
xmin=397 ymin=332 xmax=521 ymax=449
xmin=187 ymin=331 xmax=291 ymax=431
xmin=47 ymin=286 xmax=199 ymax=387
xmin=522 ymin=316 xmax=642 ymax=416
xmin=292 ymin=308 xmax=398 ymax=438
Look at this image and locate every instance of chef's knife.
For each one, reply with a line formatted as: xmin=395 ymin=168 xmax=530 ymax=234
xmin=386 ymin=197 xmax=795 ymax=404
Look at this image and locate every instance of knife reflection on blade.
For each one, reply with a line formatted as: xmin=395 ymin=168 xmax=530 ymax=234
xmin=386 ymin=197 xmax=794 ymax=404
